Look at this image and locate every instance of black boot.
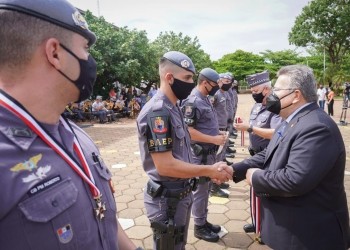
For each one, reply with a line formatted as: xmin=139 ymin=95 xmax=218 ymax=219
xmin=225 ymin=153 xmax=235 ymax=158
xmin=226 ymin=147 xmax=236 ymax=154
xmin=224 ymin=158 xmax=233 ymax=165
xmin=194 ymin=224 xmax=219 ymax=242
xmin=210 ymin=184 xmax=229 ymax=198
xmin=205 ymin=221 xmax=221 ymax=233
xmin=243 ymin=223 xmax=255 ymax=233
xmin=219 ymin=182 xmax=229 ymax=189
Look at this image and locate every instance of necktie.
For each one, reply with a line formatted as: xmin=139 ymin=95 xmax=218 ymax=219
xmin=277 ymin=121 xmax=288 ymax=139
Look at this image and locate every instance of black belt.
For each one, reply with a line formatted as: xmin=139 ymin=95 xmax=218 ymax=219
xmin=202 ymin=146 xmax=218 ymax=155
xmin=219 ymin=128 xmax=227 ymax=131
xmin=147 ymin=179 xmax=197 ymax=200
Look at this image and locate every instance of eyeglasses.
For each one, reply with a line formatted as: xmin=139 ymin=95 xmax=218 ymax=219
xmin=272 ymin=87 xmax=296 ymax=92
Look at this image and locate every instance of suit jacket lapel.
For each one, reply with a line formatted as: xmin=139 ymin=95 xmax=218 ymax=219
xmin=264 ymin=102 xmax=319 ymax=165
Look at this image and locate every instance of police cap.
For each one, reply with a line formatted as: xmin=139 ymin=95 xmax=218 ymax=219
xmin=200 ymin=68 xmax=219 ymax=83
xmin=246 ymin=71 xmax=270 ymax=87
xmin=0 ymin=0 xmax=96 ymax=46
xmin=162 ymin=51 xmax=196 ymax=74
xmin=219 ymin=73 xmax=233 ymax=82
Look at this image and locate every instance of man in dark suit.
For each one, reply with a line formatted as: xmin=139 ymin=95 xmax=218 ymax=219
xmin=232 ymin=65 xmax=350 ymax=249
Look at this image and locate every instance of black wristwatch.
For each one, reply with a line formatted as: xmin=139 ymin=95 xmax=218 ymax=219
xmin=247 ymin=125 xmax=253 ymax=133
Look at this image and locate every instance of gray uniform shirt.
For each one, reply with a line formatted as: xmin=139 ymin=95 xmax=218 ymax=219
xmin=228 ymin=88 xmax=238 ymax=116
xmin=137 ymin=90 xmax=193 ymax=181
xmin=0 ymin=106 xmax=118 ymax=250
xmin=213 ymin=90 xmax=228 ymax=129
xmin=249 ymin=103 xmax=282 ymax=152
xmin=225 ymin=91 xmax=233 ymax=122
xmin=181 ymin=88 xmax=219 ymax=150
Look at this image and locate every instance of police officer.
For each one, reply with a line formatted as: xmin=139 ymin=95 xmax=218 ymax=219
xmin=226 ymin=73 xmax=239 ymax=139
xmin=0 ymin=0 xmax=140 ymax=249
xmin=234 ymin=71 xmax=282 ymax=238
xmin=181 ymin=68 xmax=227 ymax=242
xmin=136 ymin=51 xmax=233 ymax=250
xmin=210 ymin=73 xmax=237 ymax=198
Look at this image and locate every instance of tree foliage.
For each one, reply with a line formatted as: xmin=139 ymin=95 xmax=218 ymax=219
xmin=152 ymin=31 xmax=212 ymax=74
xmin=289 ymin=0 xmax=350 ymax=66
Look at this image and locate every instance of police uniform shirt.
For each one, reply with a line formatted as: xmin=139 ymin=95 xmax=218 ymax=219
xmin=249 ymin=103 xmax=282 ymax=151
xmin=213 ymin=90 xmax=228 ymax=129
xmin=225 ymin=90 xmax=234 ymax=121
xmin=181 ymin=88 xmax=220 ymax=149
xmin=0 ymin=106 xmax=118 ymax=249
xmin=228 ymin=88 xmax=238 ymax=115
xmin=137 ymin=90 xmax=193 ymax=182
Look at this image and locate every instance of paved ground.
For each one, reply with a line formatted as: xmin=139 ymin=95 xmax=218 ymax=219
xmin=81 ymin=94 xmax=350 ymax=250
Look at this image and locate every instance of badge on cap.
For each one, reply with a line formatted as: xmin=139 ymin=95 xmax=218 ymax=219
xmin=72 ymin=10 xmax=89 ymax=30
xmin=180 ymin=60 xmax=190 ymax=69
xmin=57 ymin=224 xmax=73 ymax=244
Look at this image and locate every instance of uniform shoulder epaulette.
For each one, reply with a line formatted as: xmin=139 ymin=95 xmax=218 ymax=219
xmin=152 ymin=99 xmax=164 ymax=112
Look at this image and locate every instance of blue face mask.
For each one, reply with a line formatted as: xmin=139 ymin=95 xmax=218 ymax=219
xmin=57 ymin=44 xmax=97 ymax=102
xmin=170 ymin=77 xmax=195 ymax=100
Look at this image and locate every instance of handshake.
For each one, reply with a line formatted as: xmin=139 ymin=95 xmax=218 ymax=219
xmin=209 ymin=161 xmax=234 ymax=184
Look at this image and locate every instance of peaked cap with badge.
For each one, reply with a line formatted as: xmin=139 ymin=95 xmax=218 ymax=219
xmin=162 ymin=51 xmax=196 ymax=74
xmin=0 ymin=0 xmax=96 ymax=46
xmin=219 ymin=73 xmax=233 ymax=81
xmin=200 ymin=68 xmax=220 ymax=84
xmin=246 ymin=71 xmax=270 ymax=88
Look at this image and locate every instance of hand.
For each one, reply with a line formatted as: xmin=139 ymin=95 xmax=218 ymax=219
xmin=210 ymin=161 xmax=233 ymax=184
xmin=213 ymin=134 xmax=227 ymax=146
xmin=234 ymin=122 xmax=249 ymax=132
xmin=246 ymin=168 xmax=260 ymax=186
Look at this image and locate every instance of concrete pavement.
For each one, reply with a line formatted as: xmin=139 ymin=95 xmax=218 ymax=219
xmin=81 ymin=94 xmax=350 ymax=250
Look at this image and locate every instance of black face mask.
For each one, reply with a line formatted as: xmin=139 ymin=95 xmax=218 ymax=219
xmin=252 ymin=92 xmax=265 ymax=103
xmin=221 ymin=82 xmax=232 ymax=91
xmin=205 ymin=81 xmax=219 ymax=96
xmin=170 ymin=77 xmax=195 ymax=100
xmin=266 ymin=91 xmax=295 ymax=115
xmin=58 ymin=44 xmax=97 ymax=102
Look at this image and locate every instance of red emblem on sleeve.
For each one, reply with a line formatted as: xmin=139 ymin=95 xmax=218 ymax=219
xmin=153 ymin=117 xmax=168 ymax=133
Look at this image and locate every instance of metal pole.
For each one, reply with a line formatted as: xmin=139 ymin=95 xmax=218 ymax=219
xmin=97 ymin=0 xmax=100 ymax=17
xmin=323 ymin=47 xmax=326 ymax=84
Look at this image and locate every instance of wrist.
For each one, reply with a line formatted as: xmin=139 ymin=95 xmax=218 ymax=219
xmin=247 ymin=125 xmax=253 ymax=133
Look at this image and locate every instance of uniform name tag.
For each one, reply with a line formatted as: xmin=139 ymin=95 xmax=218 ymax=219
xmin=28 ymin=175 xmax=61 ymax=196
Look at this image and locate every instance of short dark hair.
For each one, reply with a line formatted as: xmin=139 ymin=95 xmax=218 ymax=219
xmin=0 ymin=10 xmax=72 ymax=70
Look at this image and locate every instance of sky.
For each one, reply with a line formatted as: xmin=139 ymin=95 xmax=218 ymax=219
xmin=70 ymin=0 xmax=311 ymax=60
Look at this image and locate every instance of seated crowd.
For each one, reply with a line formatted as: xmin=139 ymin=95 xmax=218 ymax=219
xmin=63 ymin=95 xmax=140 ymax=123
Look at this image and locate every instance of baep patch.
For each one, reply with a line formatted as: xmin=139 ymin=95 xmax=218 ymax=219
xmin=57 ymin=224 xmax=73 ymax=244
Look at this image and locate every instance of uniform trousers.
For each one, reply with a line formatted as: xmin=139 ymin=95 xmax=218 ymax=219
xmin=144 ymin=190 xmax=193 ymax=250
xmin=192 ymin=154 xmax=216 ymax=226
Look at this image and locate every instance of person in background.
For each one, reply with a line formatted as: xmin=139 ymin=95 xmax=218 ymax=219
xmin=317 ymin=84 xmax=327 ymax=110
xmin=0 ymin=0 xmax=141 ymax=249
xmin=234 ymin=71 xmax=282 ymax=239
xmin=181 ymin=68 xmax=227 ymax=242
xmin=326 ymin=86 xmax=335 ymax=116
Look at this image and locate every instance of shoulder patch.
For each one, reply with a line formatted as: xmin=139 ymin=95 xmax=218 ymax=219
xmin=182 ymin=103 xmax=196 ymax=126
xmin=146 ymin=109 xmax=173 ymax=152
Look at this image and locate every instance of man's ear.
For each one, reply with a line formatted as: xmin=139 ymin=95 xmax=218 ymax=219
xmin=45 ymin=38 xmax=62 ymax=70
xmin=293 ymin=89 xmax=302 ymax=103
xmin=164 ymin=73 xmax=173 ymax=84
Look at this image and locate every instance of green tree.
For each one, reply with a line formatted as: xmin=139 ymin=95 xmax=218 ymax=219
xmin=213 ymin=50 xmax=265 ymax=82
xmin=260 ymin=50 xmax=303 ymax=79
xmin=84 ymin=11 xmax=158 ymax=97
xmin=289 ymin=0 xmax=350 ymax=70
xmin=152 ymin=31 xmax=212 ymax=74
